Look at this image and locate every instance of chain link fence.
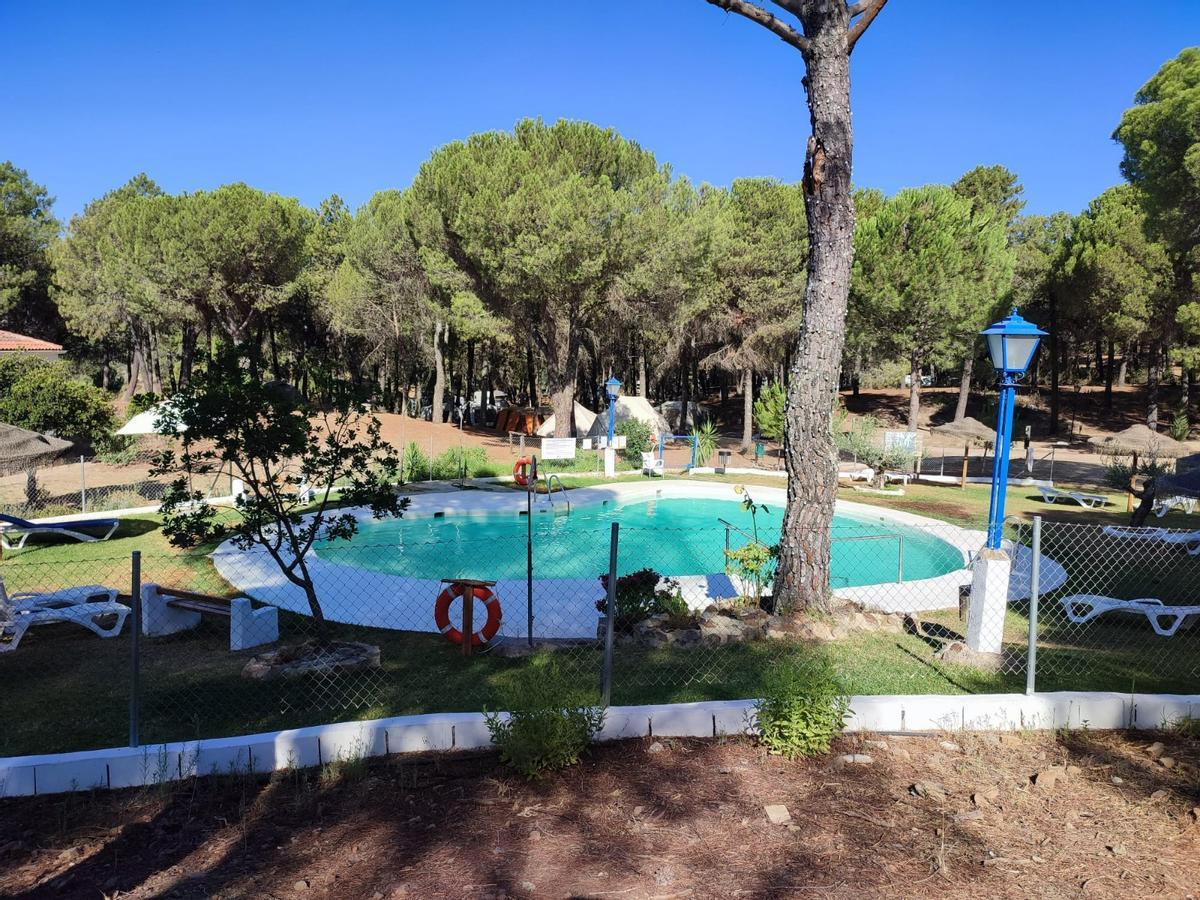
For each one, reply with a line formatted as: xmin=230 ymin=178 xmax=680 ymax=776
xmin=2 ymin=509 xmax=1199 ymax=758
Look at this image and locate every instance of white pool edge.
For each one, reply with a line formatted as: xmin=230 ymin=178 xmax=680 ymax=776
xmin=3 ymin=690 xmax=1196 ymax=798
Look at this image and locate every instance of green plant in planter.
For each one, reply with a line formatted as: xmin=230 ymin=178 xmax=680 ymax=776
xmin=725 ymin=540 xmax=777 ymax=607
xmin=595 ymin=568 xmax=683 ymax=631
xmin=485 ymin=654 xmax=606 ymax=778
xmin=754 ymin=653 xmax=850 ymax=760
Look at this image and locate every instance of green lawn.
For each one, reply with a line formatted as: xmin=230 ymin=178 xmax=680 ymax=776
xmin=2 ymin=475 xmax=1198 ymax=758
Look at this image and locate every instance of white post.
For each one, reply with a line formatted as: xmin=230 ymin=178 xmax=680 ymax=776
xmin=603 ymin=447 xmax=617 ymax=478
xmin=966 ymin=547 xmax=1010 ymax=656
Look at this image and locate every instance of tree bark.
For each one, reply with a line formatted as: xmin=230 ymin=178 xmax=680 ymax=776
xmin=1048 ymin=287 xmax=1061 ymax=433
xmin=1147 ymin=341 xmax=1160 ymax=429
xmin=540 ymin=324 xmax=580 ymax=438
xmin=741 ymin=367 xmax=754 ymax=450
xmin=638 ymin=346 xmax=648 ymax=397
xmin=954 ymin=353 xmax=973 ymax=422
xmin=679 ymin=349 xmax=691 ymax=433
xmin=773 ymin=3 xmax=860 ymax=616
xmin=907 ymin=353 xmax=921 ymax=431
xmin=465 ymin=339 xmax=476 ymax=425
xmin=431 ymin=321 xmax=446 ymax=424
xmin=1118 ymin=348 xmax=1128 ymax=388
xmin=1104 ymin=340 xmax=1115 ymax=410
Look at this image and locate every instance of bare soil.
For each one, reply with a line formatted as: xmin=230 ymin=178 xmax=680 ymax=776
xmin=3 ymin=730 xmax=1198 ymax=899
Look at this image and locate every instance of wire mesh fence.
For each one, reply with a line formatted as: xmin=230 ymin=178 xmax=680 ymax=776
xmin=2 ymin=508 xmax=1199 ymax=759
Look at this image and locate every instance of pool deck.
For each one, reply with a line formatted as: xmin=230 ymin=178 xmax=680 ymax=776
xmin=210 ymin=480 xmax=1066 ymax=638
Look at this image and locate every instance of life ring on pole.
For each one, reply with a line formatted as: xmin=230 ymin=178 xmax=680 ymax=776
xmin=434 ymin=583 xmax=503 ymax=647
xmin=513 ymin=456 xmax=535 ymax=487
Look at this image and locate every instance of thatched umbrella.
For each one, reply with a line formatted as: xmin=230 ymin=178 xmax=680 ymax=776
xmin=931 ymin=417 xmax=996 ymax=488
xmin=1089 ymin=424 xmax=1190 ymax=512
xmin=0 ymin=422 xmax=72 ymax=515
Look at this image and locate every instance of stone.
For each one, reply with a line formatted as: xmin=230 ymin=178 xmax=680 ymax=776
xmin=1190 ymin=807 xmax=1200 ymax=823
xmin=648 ymin=741 xmax=666 ymax=754
xmin=999 ymin=734 xmax=1023 ymax=747
xmin=954 ymin=809 xmax=985 ymax=823
xmin=243 ymin=641 xmax=380 ymax=681
xmin=1066 ymin=765 xmax=1081 ymax=777
xmin=766 ymin=627 xmax=792 ymax=640
xmin=1146 ymin=741 xmax=1166 ymax=760
xmin=891 ymin=748 xmax=912 ymax=761
xmin=1111 ymin=776 xmax=1124 ymax=785
xmin=700 ymin=615 xmax=746 ymax=646
xmin=1159 ymin=756 xmax=1176 ymax=770
xmin=833 ymin=754 xmax=873 ymax=769
xmin=1150 ymin=789 xmax=1169 ymax=802
xmin=911 ymin=781 xmax=947 ymax=801
xmin=863 ymin=739 xmax=889 ymax=752
xmin=764 ymin=804 xmax=792 ymax=826
xmin=972 ymin=786 xmax=1000 ymax=806
xmin=936 ymin=640 xmax=1003 ymax=672
xmin=799 ymin=620 xmax=835 ymax=642
xmin=939 ymin=741 xmax=962 ymax=753
xmin=294 ymin=880 xmax=311 ymax=892
xmin=1032 ymin=766 xmax=1066 ymax=789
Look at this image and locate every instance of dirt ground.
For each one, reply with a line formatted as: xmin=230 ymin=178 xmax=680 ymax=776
xmin=2 ymin=730 xmax=1198 ymax=899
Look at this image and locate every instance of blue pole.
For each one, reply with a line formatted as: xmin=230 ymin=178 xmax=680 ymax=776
xmin=986 ymin=374 xmax=1017 ymax=549
xmin=689 ymin=435 xmax=697 ymax=470
xmin=607 ymin=400 xmax=616 ymax=445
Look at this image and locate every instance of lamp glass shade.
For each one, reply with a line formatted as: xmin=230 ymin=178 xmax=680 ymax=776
xmin=981 ymin=309 xmax=1046 ymax=375
xmin=605 ymin=377 xmax=622 ymax=400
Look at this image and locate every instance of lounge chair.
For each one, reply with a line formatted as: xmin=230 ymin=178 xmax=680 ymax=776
xmin=1059 ymin=594 xmax=1200 ymax=637
xmin=1154 ymin=495 xmax=1198 ymax=517
xmin=1101 ymin=526 xmax=1200 ymax=551
xmin=0 ymin=578 xmax=129 ymax=652
xmin=1038 ymin=486 xmax=1110 ymax=508
xmin=641 ymin=452 xmax=664 ymax=477
xmin=0 ymin=513 xmax=120 ymax=551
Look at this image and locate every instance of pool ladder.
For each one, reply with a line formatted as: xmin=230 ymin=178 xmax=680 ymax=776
xmin=543 ymin=473 xmax=571 ymax=513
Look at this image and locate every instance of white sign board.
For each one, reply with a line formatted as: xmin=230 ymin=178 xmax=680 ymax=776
xmin=884 ymin=431 xmax=919 ymax=454
xmin=541 ymin=437 xmax=577 ymax=460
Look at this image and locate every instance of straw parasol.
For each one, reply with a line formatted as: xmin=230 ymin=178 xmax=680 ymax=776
xmin=1089 ymin=424 xmax=1190 ymax=511
xmin=0 ymin=422 xmax=72 ymax=476
xmin=930 ymin=417 xmax=996 ymax=488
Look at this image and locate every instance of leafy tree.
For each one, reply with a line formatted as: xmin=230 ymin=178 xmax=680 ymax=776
xmin=852 ymin=185 xmax=1011 ymax=431
xmin=0 ymin=162 xmax=59 ymax=335
xmin=1056 ymin=185 xmax=1172 ymax=415
xmin=753 ymin=380 xmax=787 ymax=442
xmin=0 ymin=359 xmax=116 ymax=447
xmin=703 ymin=0 xmax=890 ymax=614
xmin=152 ymin=350 xmax=407 ymax=635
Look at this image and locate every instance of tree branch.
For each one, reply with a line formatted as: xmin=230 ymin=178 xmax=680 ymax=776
xmin=847 ymin=0 xmax=887 ymax=52
xmin=705 ymin=0 xmax=810 ymax=55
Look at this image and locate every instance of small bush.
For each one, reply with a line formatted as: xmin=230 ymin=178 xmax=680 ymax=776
xmin=616 ymin=416 xmax=652 ymax=462
xmin=691 ymin=420 xmax=719 ymax=466
xmin=485 ymin=654 xmax=605 ymax=778
xmin=0 ymin=361 xmax=116 ymax=448
xmin=401 ymin=441 xmax=429 ymax=483
xmin=754 ymin=381 xmax=786 ymax=443
xmin=431 ymin=446 xmax=489 ymax=480
xmin=595 ymin=568 xmax=681 ymax=632
xmin=754 ymin=654 xmax=850 ymax=760
xmin=1169 ymin=413 xmax=1191 ymax=442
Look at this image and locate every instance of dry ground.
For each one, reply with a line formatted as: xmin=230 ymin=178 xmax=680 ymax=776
xmin=2 ymin=730 xmax=1198 ymax=899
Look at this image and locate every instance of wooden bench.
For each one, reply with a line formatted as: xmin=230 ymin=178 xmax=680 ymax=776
xmin=141 ymin=583 xmax=278 ymax=651
xmin=163 ymin=588 xmax=234 ymax=618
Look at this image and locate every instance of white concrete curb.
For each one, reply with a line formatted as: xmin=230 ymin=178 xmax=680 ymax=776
xmin=4 ymin=691 xmax=1197 ymax=798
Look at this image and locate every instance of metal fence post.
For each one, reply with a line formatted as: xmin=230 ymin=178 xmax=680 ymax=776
xmin=1025 ymin=516 xmax=1041 ymax=696
xmin=601 ymin=522 xmax=619 ymax=707
xmin=129 ymin=550 xmax=142 ymax=747
xmin=80 ymin=456 xmax=87 ymax=513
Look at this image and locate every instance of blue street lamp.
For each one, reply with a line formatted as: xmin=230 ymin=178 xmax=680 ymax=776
xmin=605 ymin=377 xmax=622 ymax=445
xmin=982 ymin=309 xmax=1046 ymax=549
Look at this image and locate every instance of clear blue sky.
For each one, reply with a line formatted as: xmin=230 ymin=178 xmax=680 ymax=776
xmin=7 ymin=1 xmax=1198 ymax=221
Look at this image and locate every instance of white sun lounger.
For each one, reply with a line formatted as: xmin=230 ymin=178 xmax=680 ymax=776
xmin=0 ymin=513 xmax=120 ymax=551
xmin=0 ymin=579 xmax=129 ymax=652
xmin=1038 ymin=486 xmax=1110 ymax=508
xmin=1101 ymin=525 xmax=1200 ymax=548
xmin=1154 ymin=495 xmax=1198 ymax=517
xmin=1059 ymin=594 xmax=1200 ymax=637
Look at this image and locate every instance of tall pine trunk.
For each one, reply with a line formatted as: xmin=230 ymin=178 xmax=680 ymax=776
xmin=741 ymin=368 xmax=754 ymax=450
xmin=954 ymin=354 xmax=973 ymax=422
xmin=1147 ymin=341 xmax=1160 ymax=429
xmin=431 ymin=321 xmax=445 ymax=424
xmin=1105 ymin=340 xmax=1115 ymax=410
xmin=907 ymin=353 xmax=922 ymax=431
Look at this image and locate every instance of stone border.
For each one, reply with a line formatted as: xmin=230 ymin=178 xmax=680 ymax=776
xmin=3 ymin=691 xmax=1196 ymax=798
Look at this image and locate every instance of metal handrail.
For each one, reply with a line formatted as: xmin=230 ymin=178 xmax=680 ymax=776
xmin=544 ymin=473 xmax=570 ymax=513
xmin=831 ymin=532 xmax=905 ymax=583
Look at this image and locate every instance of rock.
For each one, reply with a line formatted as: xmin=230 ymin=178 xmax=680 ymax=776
xmin=700 ymin=615 xmax=747 ymax=646
xmin=1111 ymin=776 xmax=1124 ymax=785
xmin=911 ymin=781 xmax=947 ymax=801
xmin=520 ymin=883 xmax=536 ymax=894
xmin=862 ymin=739 xmax=889 ymax=752
xmin=971 ymin=786 xmax=1000 ymax=806
xmin=954 ymin=809 xmax=985 ymax=823
xmin=1190 ymin=807 xmax=1200 ymax=823
xmin=243 ymin=641 xmax=380 ymax=681
xmin=294 ymin=880 xmax=311 ymax=892
xmin=935 ymin=641 xmax=1003 ymax=672
xmin=891 ymin=748 xmax=912 ymax=761
xmin=939 ymin=741 xmax=962 ymax=753
xmin=1032 ymin=766 xmax=1067 ymax=789
xmin=1146 ymin=741 xmax=1166 ymax=760
xmin=833 ymin=754 xmax=873 ymax=769
xmin=1066 ymin=765 xmax=1082 ymax=777
xmin=999 ymin=733 xmax=1023 ymax=747
xmin=1106 ymin=843 xmax=1127 ymax=857
xmin=764 ymin=804 xmax=792 ymax=826
xmin=766 ymin=627 xmax=792 ymax=640
xmin=648 ymin=741 xmax=665 ymax=754
xmin=1150 ymin=789 xmax=1169 ymax=802
xmin=799 ymin=620 xmax=835 ymax=642
xmin=1159 ymin=756 xmax=1177 ymax=769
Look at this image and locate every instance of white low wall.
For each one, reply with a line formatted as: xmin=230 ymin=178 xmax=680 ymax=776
xmin=4 ymin=691 xmax=1197 ymax=798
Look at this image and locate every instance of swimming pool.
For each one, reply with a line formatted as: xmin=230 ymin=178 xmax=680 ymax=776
xmin=315 ymin=497 xmax=964 ymax=587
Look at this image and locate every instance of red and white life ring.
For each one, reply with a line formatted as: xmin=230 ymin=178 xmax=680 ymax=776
xmin=513 ymin=456 xmax=535 ymax=487
xmin=434 ymin=583 xmax=503 ymax=647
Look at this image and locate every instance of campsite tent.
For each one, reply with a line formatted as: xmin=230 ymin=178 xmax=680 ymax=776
xmin=587 ymin=395 xmax=670 ymax=439
xmin=536 ymin=401 xmax=598 ymax=437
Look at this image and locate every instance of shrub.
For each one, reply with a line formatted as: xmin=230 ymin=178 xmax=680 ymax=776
xmin=1102 ymin=451 xmax=1170 ymax=492
xmin=691 ymin=420 xmax=719 ymax=466
xmin=127 ymin=392 xmax=162 ymax=417
xmin=595 ymin=567 xmax=681 ymax=632
xmin=753 ymin=381 xmax=786 ymax=443
xmin=0 ymin=353 xmax=50 ymax=395
xmin=834 ymin=414 xmax=915 ymax=488
xmin=401 ymin=441 xmax=429 ymax=483
xmin=754 ymin=653 xmax=851 ymax=760
xmin=725 ymin=540 xmax=777 ymax=606
xmin=0 ymin=361 xmax=116 ymax=448
xmin=485 ymin=654 xmax=605 ymax=778
xmin=432 ymin=446 xmax=489 ymax=480
xmin=616 ymin=416 xmax=652 ymax=462
xmin=1169 ymin=413 xmax=1191 ymax=442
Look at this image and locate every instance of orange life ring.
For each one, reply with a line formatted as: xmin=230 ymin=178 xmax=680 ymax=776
xmin=434 ymin=583 xmax=503 ymax=647
xmin=513 ymin=456 xmax=534 ymax=486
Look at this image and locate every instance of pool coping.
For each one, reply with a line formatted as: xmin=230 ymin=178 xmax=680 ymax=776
xmin=3 ymin=690 xmax=1195 ymax=797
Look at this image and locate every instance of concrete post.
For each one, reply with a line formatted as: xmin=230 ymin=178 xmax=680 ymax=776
xmin=603 ymin=447 xmax=617 ymax=478
xmin=966 ymin=547 xmax=1010 ymax=656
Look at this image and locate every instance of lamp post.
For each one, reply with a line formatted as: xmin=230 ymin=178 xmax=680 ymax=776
xmin=981 ymin=309 xmax=1046 ymax=549
xmin=964 ymin=308 xmax=1045 ymax=660
xmin=604 ymin=377 xmax=621 ymax=478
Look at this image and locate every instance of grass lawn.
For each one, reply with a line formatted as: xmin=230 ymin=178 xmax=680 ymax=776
xmin=2 ymin=475 xmax=1198 ymax=758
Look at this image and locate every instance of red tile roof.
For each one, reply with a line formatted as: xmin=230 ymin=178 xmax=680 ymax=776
xmin=0 ymin=330 xmax=63 ymax=352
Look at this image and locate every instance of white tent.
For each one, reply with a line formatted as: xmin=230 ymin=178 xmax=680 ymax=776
xmin=116 ymin=401 xmax=186 ymax=436
xmin=587 ymin=395 xmax=670 ymax=439
xmin=536 ymin=401 xmax=598 ymax=437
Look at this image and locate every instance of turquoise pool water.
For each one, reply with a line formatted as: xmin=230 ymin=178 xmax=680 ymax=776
xmin=316 ymin=498 xmax=964 ymax=586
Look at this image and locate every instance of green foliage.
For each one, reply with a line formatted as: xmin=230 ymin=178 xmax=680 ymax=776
xmin=616 ymin=416 xmax=652 ymax=462
xmin=0 ymin=353 xmax=49 ymax=396
xmin=753 ymin=380 xmax=786 ymax=442
xmin=401 ymin=442 xmax=429 ymax=484
xmin=431 ymin=446 xmax=490 ymax=480
xmin=595 ymin=568 xmax=682 ymax=632
xmin=754 ymin=653 xmax=851 ymax=760
xmin=485 ymin=654 xmax=605 ymax=778
xmin=1102 ymin=452 xmax=1172 ymax=492
xmin=0 ymin=161 xmax=59 ymax=330
xmin=0 ymin=360 xmax=115 ymax=447
xmin=127 ymin=393 xmax=162 ymax=417
xmin=1169 ymin=413 xmax=1191 ymax=442
xmin=834 ymin=415 xmax=916 ymax=486
xmin=690 ymin=420 xmax=719 ymax=466
xmin=725 ymin=541 xmax=777 ymax=607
